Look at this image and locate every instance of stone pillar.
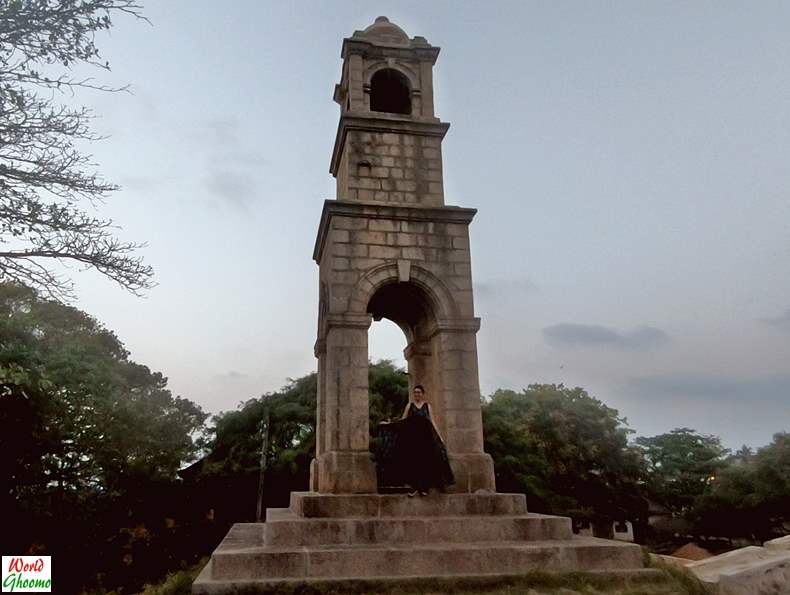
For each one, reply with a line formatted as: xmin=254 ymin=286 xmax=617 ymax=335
xmin=315 ymin=315 xmax=377 ymax=493
xmin=433 ymin=322 xmax=495 ymax=493
xmin=310 ymin=340 xmax=327 ymax=492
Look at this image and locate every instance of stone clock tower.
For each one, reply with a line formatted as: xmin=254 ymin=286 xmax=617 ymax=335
xmin=193 ymin=19 xmax=647 ymax=592
xmin=312 ymin=16 xmax=495 ymax=494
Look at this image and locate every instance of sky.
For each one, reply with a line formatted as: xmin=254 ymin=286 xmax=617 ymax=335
xmin=63 ymin=1 xmax=790 ymax=450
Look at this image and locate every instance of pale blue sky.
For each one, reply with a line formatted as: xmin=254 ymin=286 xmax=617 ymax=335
xmin=68 ymin=1 xmax=790 ymax=449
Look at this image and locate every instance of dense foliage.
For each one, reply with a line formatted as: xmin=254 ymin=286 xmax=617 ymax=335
xmin=0 ymin=282 xmax=209 ymax=593
xmin=692 ymin=432 xmax=790 ymax=541
xmin=635 ymin=428 xmax=729 ymax=516
xmin=190 ymin=360 xmax=409 ymax=516
xmin=482 ymin=384 xmax=647 ymax=533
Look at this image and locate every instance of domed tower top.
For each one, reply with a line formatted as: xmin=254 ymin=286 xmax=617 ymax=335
xmin=333 ymin=16 xmax=439 ymax=118
xmin=330 ymin=17 xmax=448 ymax=207
xmin=355 ymin=16 xmax=411 ymax=46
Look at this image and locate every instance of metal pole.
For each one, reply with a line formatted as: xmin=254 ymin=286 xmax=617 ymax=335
xmin=255 ymin=409 xmax=270 ymax=522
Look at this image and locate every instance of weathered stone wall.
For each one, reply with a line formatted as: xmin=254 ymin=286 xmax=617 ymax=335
xmin=313 ymin=201 xmax=494 ymax=493
xmin=337 ymin=131 xmax=444 ymax=207
xmin=323 ymin=211 xmax=471 ymax=316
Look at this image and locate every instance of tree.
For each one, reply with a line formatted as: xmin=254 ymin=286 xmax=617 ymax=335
xmin=0 ymin=0 xmax=153 ymax=301
xmin=193 ymin=360 xmax=409 ymax=515
xmin=693 ymin=432 xmax=790 ymax=542
xmin=0 ymin=280 xmax=208 ymax=592
xmin=482 ymin=384 xmax=647 ymax=533
xmin=0 ymin=281 xmax=207 ymax=512
xmin=635 ymin=428 xmax=729 ymax=515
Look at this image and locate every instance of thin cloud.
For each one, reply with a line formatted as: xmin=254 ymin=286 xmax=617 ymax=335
xmin=627 ymin=373 xmax=790 ymax=404
xmin=543 ymin=323 xmax=669 ymax=351
xmin=213 ymin=370 xmax=249 ymax=381
xmin=204 ymin=169 xmax=258 ymax=207
xmin=759 ymin=309 xmax=790 ymax=333
xmin=194 ymin=118 xmax=267 ymax=209
xmin=475 ymin=278 xmax=538 ymax=298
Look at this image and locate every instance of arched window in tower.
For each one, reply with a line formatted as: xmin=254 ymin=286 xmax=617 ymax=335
xmin=369 ymin=69 xmax=411 ymax=115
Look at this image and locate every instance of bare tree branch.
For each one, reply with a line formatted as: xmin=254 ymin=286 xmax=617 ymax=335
xmin=0 ymin=0 xmax=153 ymax=301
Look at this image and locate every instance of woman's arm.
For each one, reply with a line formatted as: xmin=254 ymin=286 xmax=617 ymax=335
xmin=400 ymin=401 xmax=411 ymax=420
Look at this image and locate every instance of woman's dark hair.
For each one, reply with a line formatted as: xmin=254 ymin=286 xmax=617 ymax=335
xmin=413 ymin=384 xmax=425 ymax=392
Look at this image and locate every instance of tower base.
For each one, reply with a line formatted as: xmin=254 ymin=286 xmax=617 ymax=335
xmin=192 ymin=492 xmax=648 ymax=593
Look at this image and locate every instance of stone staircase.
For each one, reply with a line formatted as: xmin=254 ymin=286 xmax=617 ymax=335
xmin=192 ymin=492 xmax=648 ymax=593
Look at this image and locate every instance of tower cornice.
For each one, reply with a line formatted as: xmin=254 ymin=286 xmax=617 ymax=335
xmin=340 ymin=38 xmax=441 ymax=65
xmin=313 ymin=199 xmax=476 ymax=263
xmin=329 ymin=114 xmax=449 ymax=176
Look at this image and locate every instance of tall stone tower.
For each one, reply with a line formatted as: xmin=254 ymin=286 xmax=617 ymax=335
xmin=312 ymin=16 xmax=495 ymax=493
xmin=193 ymin=19 xmax=649 ymax=592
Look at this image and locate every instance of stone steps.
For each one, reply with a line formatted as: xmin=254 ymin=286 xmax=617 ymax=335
xmin=288 ymin=490 xmax=527 ymax=518
xmin=209 ymin=537 xmax=645 ymax=581
xmin=263 ymin=508 xmax=573 ymax=546
xmin=192 ymin=493 xmax=649 ymax=594
xmin=193 ymin=565 xmax=667 ymax=595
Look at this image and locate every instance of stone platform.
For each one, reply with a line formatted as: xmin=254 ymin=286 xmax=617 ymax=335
xmin=192 ymin=492 xmax=648 ymax=593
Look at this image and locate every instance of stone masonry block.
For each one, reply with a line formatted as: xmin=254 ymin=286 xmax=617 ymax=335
xmin=369 ymin=219 xmax=399 ymax=232
xmin=453 ymin=263 xmax=472 ymax=276
xmin=333 ymin=243 xmax=368 ymax=257
xmin=445 ymin=223 xmax=468 ymax=236
xmin=332 ymin=258 xmax=350 ymax=270
xmin=333 ymin=217 xmax=368 ymax=231
xmin=445 ymin=250 xmax=471 ymax=263
xmin=395 ymin=180 xmax=417 ymax=192
xmin=329 ymin=229 xmax=350 ymax=243
xmin=368 ymin=245 xmax=400 ymax=259
xmin=350 ymin=230 xmax=386 ymax=244
xmin=401 ymin=247 xmax=426 ymax=260
xmin=354 ymin=177 xmax=381 ymax=190
xmin=351 ymin=258 xmax=385 ymax=271
xmin=393 ymin=232 xmax=416 ymax=246
xmin=452 ymin=236 xmax=470 ymax=250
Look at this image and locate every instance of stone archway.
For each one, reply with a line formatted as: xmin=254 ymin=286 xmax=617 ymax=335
xmin=356 ymin=262 xmax=456 ymax=442
xmin=312 ymin=248 xmax=495 ymax=495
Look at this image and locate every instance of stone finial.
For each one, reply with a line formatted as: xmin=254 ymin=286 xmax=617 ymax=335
xmin=354 ymin=15 xmax=411 ymax=47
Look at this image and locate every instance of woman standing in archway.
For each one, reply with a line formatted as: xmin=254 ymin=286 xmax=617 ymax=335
xmin=392 ymin=384 xmax=455 ymax=496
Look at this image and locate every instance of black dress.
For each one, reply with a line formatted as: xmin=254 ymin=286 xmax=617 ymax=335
xmin=374 ymin=401 xmax=455 ymax=491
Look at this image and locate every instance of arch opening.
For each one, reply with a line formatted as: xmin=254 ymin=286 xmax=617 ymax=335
xmin=369 ymin=69 xmax=412 ymax=115
xmin=365 ymin=281 xmax=445 ymax=491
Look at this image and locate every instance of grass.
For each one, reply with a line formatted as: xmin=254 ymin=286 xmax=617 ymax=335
xmin=137 ymin=559 xmax=207 ymax=595
xmin=136 ymin=556 xmax=708 ymax=595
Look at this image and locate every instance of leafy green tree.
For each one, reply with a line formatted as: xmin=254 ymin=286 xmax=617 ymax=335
xmin=0 ymin=281 xmax=208 ymax=592
xmin=635 ymin=428 xmax=729 ymax=515
xmin=692 ymin=432 xmax=790 ymax=541
xmin=482 ymin=384 xmax=646 ymax=532
xmin=0 ymin=0 xmax=153 ymax=300
xmin=0 ymin=281 xmax=207 ymax=509
xmin=195 ymin=360 xmax=408 ymax=514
